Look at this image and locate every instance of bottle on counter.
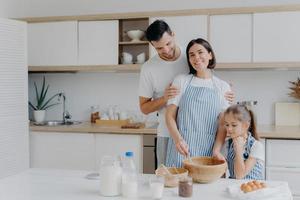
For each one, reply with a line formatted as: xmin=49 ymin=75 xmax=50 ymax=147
xmin=121 ymin=151 xmax=138 ymax=198
xmin=90 ymin=105 xmax=100 ymax=123
xmin=99 ymin=156 xmax=122 ymax=196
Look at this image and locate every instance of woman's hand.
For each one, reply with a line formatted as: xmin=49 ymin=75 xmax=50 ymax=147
xmin=175 ymin=138 xmax=189 ymax=157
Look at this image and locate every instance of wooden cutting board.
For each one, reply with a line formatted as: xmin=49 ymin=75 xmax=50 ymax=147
xmin=121 ymin=122 xmax=145 ymax=129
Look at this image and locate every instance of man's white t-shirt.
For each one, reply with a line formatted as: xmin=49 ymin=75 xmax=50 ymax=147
xmin=139 ymin=49 xmax=189 ymax=137
xmin=168 ymin=74 xmax=231 ymax=110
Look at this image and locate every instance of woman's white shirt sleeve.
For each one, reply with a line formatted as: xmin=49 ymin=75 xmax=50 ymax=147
xmin=218 ymin=79 xmax=231 ymax=110
xmin=249 ymin=140 xmax=265 ymax=162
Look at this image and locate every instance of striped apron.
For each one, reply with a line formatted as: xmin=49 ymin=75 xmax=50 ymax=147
xmin=227 ymin=134 xmax=264 ymax=180
xmin=166 ymin=76 xmax=222 ymax=167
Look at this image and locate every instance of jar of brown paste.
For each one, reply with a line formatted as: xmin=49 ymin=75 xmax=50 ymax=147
xmin=178 ymin=176 xmax=193 ymax=197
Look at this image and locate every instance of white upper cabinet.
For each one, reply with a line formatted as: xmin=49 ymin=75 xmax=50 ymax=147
xmin=78 ymin=21 xmax=118 ymax=65
xmin=28 ymin=21 xmax=78 ymax=66
xmin=254 ymin=11 xmax=300 ymax=62
xmin=210 ymin=14 xmax=252 ymax=63
xmin=149 ymin=15 xmax=207 ymax=57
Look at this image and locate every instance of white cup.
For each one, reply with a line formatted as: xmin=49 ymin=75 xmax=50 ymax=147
xmin=149 ymin=176 xmax=164 ymax=199
xmin=122 ymin=52 xmax=133 ymax=64
xmin=136 ymin=52 xmax=146 ymax=64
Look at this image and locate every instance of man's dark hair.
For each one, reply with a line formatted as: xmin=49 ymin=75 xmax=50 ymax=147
xmin=186 ymin=38 xmax=216 ymax=74
xmin=146 ymin=20 xmax=172 ymax=42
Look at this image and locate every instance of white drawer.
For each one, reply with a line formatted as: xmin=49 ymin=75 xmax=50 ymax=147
xmin=266 ymin=139 xmax=300 ymax=167
xmin=266 ymin=166 xmax=300 ymax=196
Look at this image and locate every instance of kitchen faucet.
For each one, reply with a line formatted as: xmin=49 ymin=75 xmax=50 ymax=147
xmin=58 ymin=92 xmax=71 ymax=124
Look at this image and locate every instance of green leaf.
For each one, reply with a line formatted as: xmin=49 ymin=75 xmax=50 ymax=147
xmin=40 ymin=93 xmax=61 ymax=110
xmin=39 ymin=84 xmax=49 ymax=108
xmin=43 ymin=103 xmax=60 ymax=110
xmin=38 ymin=76 xmax=46 ymax=106
xmin=34 ymin=82 xmax=39 ymax=107
xmin=28 ymin=101 xmax=37 ymax=110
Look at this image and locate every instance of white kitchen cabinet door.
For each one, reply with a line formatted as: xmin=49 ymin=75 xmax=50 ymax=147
xmin=95 ymin=134 xmax=143 ymax=173
xmin=254 ymin=11 xmax=300 ymax=62
xmin=266 ymin=139 xmax=300 ymax=167
xmin=78 ymin=21 xmax=118 ymax=65
xmin=149 ymin=15 xmax=207 ymax=57
xmin=28 ymin=21 xmax=77 ymax=66
xmin=266 ymin=167 xmax=300 ymax=196
xmin=30 ymin=132 xmax=95 ymax=170
xmin=210 ymin=14 xmax=252 ymax=63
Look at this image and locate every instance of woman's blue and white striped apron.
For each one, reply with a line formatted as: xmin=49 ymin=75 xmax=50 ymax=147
xmin=166 ymin=76 xmax=222 ymax=167
xmin=227 ymin=134 xmax=264 ymax=180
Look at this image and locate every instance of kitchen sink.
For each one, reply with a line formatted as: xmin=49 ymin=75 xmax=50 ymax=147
xmin=34 ymin=120 xmax=82 ymax=126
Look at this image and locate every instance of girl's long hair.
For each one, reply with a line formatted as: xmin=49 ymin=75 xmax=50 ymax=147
xmin=224 ymin=104 xmax=259 ymax=140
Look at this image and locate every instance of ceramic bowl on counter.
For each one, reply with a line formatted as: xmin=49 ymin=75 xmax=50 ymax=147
xmin=127 ymin=30 xmax=145 ymax=42
xmin=183 ymin=156 xmax=227 ymax=183
xmin=155 ymin=166 xmax=188 ymax=187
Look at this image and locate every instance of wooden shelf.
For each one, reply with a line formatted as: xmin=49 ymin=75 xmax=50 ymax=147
xmin=119 ymin=41 xmax=148 ymax=45
xmin=28 ymin=64 xmax=141 ymax=73
xmin=28 ymin=62 xmax=300 ymax=73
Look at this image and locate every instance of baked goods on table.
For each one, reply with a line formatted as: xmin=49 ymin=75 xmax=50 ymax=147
xmin=240 ymin=180 xmax=267 ymax=193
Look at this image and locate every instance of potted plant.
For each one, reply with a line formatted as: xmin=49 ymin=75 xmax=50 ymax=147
xmin=29 ymin=76 xmax=60 ymax=123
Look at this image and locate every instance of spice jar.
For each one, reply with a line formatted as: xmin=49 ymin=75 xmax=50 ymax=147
xmin=90 ymin=105 xmax=100 ymax=123
xmin=178 ymin=176 xmax=193 ymax=198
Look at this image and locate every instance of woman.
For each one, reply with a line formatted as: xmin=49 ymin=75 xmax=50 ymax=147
xmin=165 ymin=38 xmax=231 ymax=167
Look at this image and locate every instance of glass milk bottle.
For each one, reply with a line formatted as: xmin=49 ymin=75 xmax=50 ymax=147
xmin=99 ymin=156 xmax=122 ymax=196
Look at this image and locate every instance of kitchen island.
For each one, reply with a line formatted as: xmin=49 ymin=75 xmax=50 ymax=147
xmin=0 ymin=169 xmax=292 ymax=200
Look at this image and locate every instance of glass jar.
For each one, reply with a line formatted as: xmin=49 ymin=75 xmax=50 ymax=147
xmin=99 ymin=156 xmax=122 ymax=196
xmin=90 ymin=105 xmax=100 ymax=123
xmin=178 ymin=176 xmax=193 ymax=197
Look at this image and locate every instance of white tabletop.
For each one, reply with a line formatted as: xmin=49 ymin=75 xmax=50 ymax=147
xmin=0 ymin=169 xmax=292 ymax=200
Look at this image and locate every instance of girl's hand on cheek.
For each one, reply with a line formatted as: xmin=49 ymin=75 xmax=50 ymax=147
xmin=233 ymin=136 xmax=245 ymax=152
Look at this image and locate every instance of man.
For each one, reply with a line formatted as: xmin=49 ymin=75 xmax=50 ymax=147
xmin=139 ymin=20 xmax=234 ymax=166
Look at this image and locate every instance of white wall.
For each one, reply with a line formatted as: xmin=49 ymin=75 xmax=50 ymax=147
xmin=29 ymin=70 xmax=300 ymax=125
xmin=28 ymin=73 xmax=150 ymax=122
xmin=0 ymin=0 xmax=25 ymax=18
xmin=24 ymin=0 xmax=300 ymax=17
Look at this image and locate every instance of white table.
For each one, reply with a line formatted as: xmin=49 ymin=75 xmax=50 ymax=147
xmin=0 ymin=169 xmax=292 ymax=200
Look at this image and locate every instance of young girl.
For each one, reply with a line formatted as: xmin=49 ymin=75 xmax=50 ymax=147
xmin=223 ymin=104 xmax=264 ymax=180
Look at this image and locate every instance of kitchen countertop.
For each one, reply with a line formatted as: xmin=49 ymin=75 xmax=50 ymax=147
xmin=0 ymin=168 xmax=292 ymax=200
xmin=29 ymin=121 xmax=157 ymax=135
xmin=30 ymin=122 xmax=300 ymax=139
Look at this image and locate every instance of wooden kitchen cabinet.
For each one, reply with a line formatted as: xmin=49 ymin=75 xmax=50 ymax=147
xmin=30 ymin=132 xmax=95 ymax=170
xmin=95 ymin=134 xmax=143 ymax=173
xmin=119 ymin=18 xmax=149 ymax=65
xmin=149 ymin=15 xmax=207 ymax=57
xmin=210 ymin=14 xmax=252 ymax=63
xmin=253 ymin=11 xmax=300 ymax=62
xmin=78 ymin=20 xmax=119 ymax=65
xmin=28 ymin=21 xmax=78 ymax=66
xmin=266 ymin=139 xmax=300 ymax=197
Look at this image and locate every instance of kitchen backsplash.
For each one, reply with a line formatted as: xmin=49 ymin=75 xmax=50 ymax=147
xmin=29 ymin=70 xmax=299 ymax=125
